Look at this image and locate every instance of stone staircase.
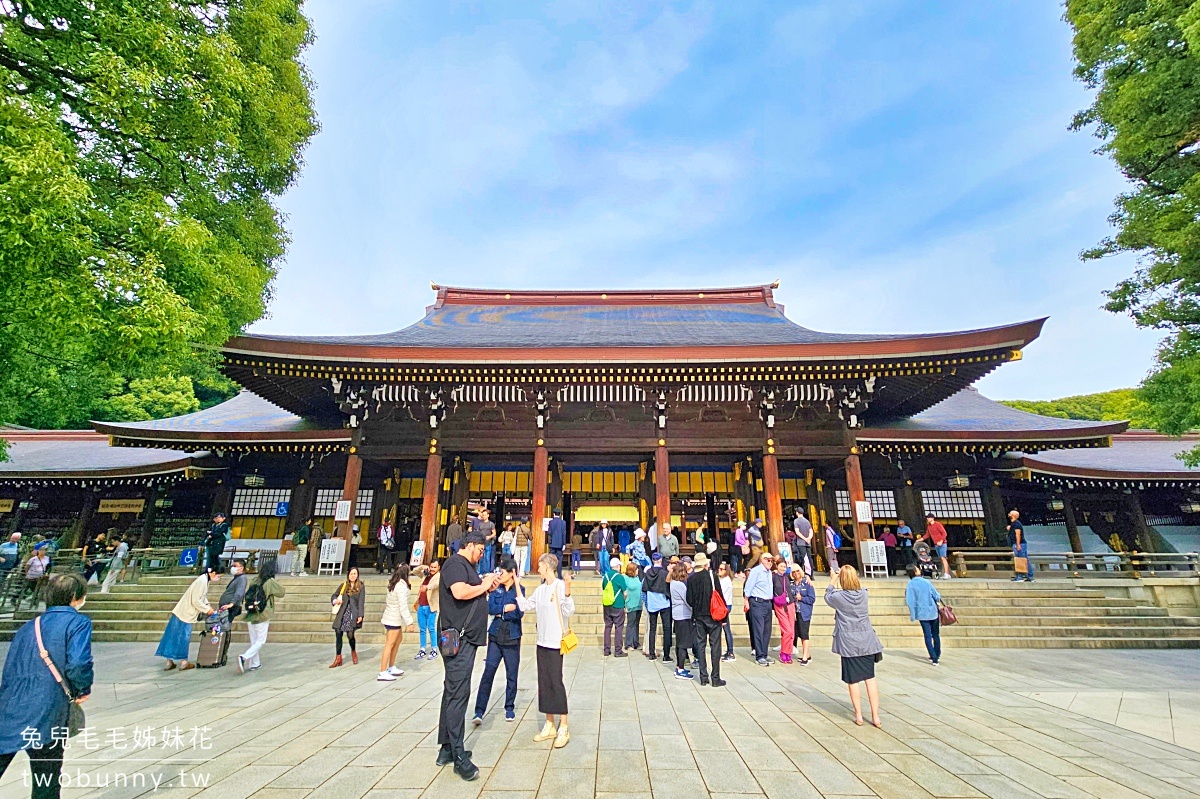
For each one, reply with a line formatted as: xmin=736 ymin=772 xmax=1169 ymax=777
xmin=3 ymin=574 xmax=1200 ymax=649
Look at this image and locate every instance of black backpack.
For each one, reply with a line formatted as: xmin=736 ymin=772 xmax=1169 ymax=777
xmin=243 ymin=580 xmax=268 ymax=615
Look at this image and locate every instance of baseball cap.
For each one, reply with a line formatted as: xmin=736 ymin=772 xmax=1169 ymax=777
xmin=651 ymin=552 xmax=663 ymax=561
xmin=609 ymin=557 xmax=622 ymax=570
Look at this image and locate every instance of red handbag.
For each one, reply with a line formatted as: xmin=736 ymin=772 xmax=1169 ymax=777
xmin=937 ymin=603 xmax=957 ymax=626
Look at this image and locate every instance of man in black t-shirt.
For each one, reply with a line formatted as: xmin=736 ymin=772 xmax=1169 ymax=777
xmin=436 ymin=531 xmax=499 ymax=781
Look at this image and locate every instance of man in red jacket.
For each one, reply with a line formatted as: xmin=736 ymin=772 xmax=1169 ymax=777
xmin=922 ymin=513 xmax=951 ymax=579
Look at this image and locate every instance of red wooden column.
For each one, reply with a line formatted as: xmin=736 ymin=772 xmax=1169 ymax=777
xmin=531 ymin=443 xmax=549 ymax=565
xmin=761 ymin=452 xmax=784 ymax=554
xmin=337 ymin=448 xmax=363 ymax=570
xmin=655 ymin=442 xmax=671 ymax=528
xmin=844 ymin=449 xmax=872 ymax=543
xmin=419 ymin=448 xmax=442 ymax=565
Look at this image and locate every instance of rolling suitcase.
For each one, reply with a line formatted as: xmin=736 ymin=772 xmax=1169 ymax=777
xmin=196 ymin=612 xmax=231 ymax=668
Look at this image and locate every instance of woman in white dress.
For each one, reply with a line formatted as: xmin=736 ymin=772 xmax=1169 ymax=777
xmin=517 ymin=553 xmax=575 ymax=748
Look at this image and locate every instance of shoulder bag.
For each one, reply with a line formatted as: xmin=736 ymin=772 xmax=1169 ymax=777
xmin=709 ymin=571 xmax=728 ymax=622
xmin=438 ymin=589 xmax=482 ymax=658
xmin=34 ymin=616 xmax=84 ymax=737
xmin=331 ymin=582 xmax=346 ymax=616
xmin=551 ymin=583 xmax=578 ymax=655
xmin=937 ymin=602 xmax=958 ymax=626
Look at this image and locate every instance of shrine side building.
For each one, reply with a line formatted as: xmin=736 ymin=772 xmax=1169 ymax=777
xmin=4 ymin=283 xmax=1200 ymax=562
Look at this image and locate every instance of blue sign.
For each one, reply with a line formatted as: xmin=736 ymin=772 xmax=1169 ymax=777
xmin=275 ymin=501 xmax=290 ymax=517
xmin=179 ymin=548 xmax=199 ymax=568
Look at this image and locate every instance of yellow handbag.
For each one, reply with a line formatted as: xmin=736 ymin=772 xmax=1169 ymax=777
xmin=551 ymin=583 xmax=578 ymax=655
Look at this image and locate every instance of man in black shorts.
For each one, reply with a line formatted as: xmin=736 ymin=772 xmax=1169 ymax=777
xmin=436 ymin=531 xmax=499 ymax=781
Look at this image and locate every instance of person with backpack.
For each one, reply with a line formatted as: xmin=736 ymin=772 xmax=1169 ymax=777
xmin=378 ymin=564 xmax=416 ymax=681
xmin=642 ymin=552 xmax=671 ymax=660
xmin=824 ymin=523 xmax=841 ymax=573
xmin=601 ymin=558 xmax=627 ymax=656
xmin=237 ymin=561 xmax=285 ymax=674
xmin=377 ymin=515 xmax=397 ymax=574
xmin=685 ymin=553 xmax=727 ymax=687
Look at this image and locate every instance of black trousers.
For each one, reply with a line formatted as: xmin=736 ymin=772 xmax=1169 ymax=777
xmin=695 ymin=617 xmax=722 ymax=681
xmin=0 ymin=741 xmax=66 ymax=799
xmin=748 ymin=598 xmax=773 ymax=660
xmin=647 ymin=608 xmax=671 ymax=658
xmin=673 ymin=618 xmax=694 ymax=669
xmin=438 ymin=641 xmax=479 ymax=761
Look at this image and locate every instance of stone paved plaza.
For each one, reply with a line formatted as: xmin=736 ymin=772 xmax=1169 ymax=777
xmin=1 ymin=640 xmax=1198 ymax=799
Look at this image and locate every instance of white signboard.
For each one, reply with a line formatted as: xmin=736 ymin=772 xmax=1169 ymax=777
xmin=777 ymin=542 xmax=793 ymax=565
xmin=854 ymin=500 xmax=874 ymax=524
xmin=318 ymin=537 xmax=347 ymax=575
xmin=334 ymin=500 xmax=353 ymax=522
xmin=409 ymin=540 xmax=426 ymax=566
xmin=859 ymin=539 xmax=888 ymax=578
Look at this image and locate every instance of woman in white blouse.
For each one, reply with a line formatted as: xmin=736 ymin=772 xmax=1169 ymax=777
xmin=517 ymin=553 xmax=575 ymax=748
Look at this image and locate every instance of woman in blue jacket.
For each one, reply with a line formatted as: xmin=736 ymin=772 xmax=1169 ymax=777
xmin=472 ymin=556 xmax=524 ymax=724
xmin=0 ymin=573 xmax=93 ymax=799
xmin=791 ymin=569 xmax=816 ymax=665
xmin=904 ymin=565 xmax=943 ymax=665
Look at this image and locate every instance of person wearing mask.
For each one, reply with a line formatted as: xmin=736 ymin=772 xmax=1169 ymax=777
xmin=204 ymin=514 xmax=229 ymax=574
xmin=715 ymin=559 xmax=734 ymax=657
xmin=0 ymin=573 xmax=93 ymax=797
xmin=642 ymin=552 xmax=672 ymax=661
xmin=657 ymin=524 xmax=680 ymax=560
xmin=731 ymin=522 xmax=748 ymax=574
xmin=445 ymin=514 xmax=464 ymax=556
xmin=668 ymin=561 xmax=694 ymax=680
xmin=412 ymin=561 xmax=441 ymax=660
xmin=1008 ymin=509 xmax=1034 ymax=583
xmin=743 ymin=551 xmax=776 ymax=666
xmin=685 ymin=553 xmax=727 ymax=687
xmin=922 ymin=513 xmax=951 ymax=579
xmin=472 ymin=556 xmax=523 ymax=724
xmin=477 ymin=511 xmax=497 ymax=576
xmin=218 ymin=559 xmax=248 ymax=623
xmin=516 ymin=554 xmax=574 ymax=749
xmin=905 ymin=565 xmax=943 ymax=666
xmin=772 ymin=558 xmax=797 ymax=664
xmin=826 ymin=565 xmax=884 ymax=728
xmin=622 ymin=562 xmax=643 ymax=652
xmin=601 ymin=557 xmax=627 ymax=657
xmin=547 ymin=510 xmax=567 ymax=578
xmin=291 ymin=517 xmax=312 ymax=576
xmin=237 ymin=561 xmax=285 ymax=674
xmin=157 ymin=567 xmax=219 ymax=671
xmin=329 ymin=566 xmax=366 ymax=668
xmin=513 ymin=520 xmax=530 ymax=577
xmin=823 ymin=523 xmax=841 ymax=573
xmin=793 ymin=511 xmax=815 ymax=576
xmin=436 ymin=532 xmax=500 ymax=780
xmin=378 ymin=564 xmax=416 ymax=681
xmin=590 ymin=521 xmax=613 ymax=575
xmin=793 ymin=569 xmax=816 ymax=665
xmin=896 ymin=518 xmax=915 ymax=569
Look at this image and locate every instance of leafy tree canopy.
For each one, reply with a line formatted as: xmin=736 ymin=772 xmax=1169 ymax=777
xmin=1001 ymin=388 xmax=1154 ymax=428
xmin=1066 ymin=0 xmax=1200 ymax=455
xmin=0 ymin=0 xmax=317 ymax=436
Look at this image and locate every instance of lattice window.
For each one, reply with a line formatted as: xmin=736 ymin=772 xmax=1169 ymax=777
xmin=314 ymin=488 xmax=374 ymax=517
xmin=231 ymin=488 xmax=291 ymax=517
xmin=835 ymin=490 xmax=897 ymax=519
xmin=920 ymin=489 xmax=984 ymax=519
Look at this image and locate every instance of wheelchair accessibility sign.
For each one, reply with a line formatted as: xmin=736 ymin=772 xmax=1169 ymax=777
xmin=179 ymin=548 xmax=199 ymax=568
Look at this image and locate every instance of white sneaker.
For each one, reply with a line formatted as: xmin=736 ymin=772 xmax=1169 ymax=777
xmin=414 ymin=650 xmax=426 ymax=660
xmin=554 ymin=726 xmax=570 ymax=748
xmin=377 ymin=671 xmax=397 ymax=682
xmin=387 ymin=666 xmax=404 ymax=676
xmin=533 ymin=721 xmax=558 ymax=742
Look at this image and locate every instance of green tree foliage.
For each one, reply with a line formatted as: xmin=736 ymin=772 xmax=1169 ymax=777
xmin=0 ymin=0 xmax=317 ymax=430
xmin=94 ymin=375 xmax=201 ymax=422
xmin=1001 ymin=389 xmax=1154 ymax=428
xmin=1066 ymin=1 xmax=1200 ymax=453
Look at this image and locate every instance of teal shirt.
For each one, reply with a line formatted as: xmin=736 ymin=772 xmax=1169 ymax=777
xmin=623 ymin=574 xmax=643 ymax=609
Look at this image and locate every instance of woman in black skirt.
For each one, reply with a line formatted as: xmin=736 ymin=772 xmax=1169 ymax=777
xmin=517 ymin=553 xmax=575 ymax=748
xmin=824 ymin=565 xmax=883 ymax=727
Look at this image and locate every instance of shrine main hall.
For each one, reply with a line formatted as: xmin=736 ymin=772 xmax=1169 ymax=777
xmin=4 ymin=283 xmax=1200 ymax=564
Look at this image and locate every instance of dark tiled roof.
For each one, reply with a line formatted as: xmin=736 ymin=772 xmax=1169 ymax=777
xmin=863 ymin=388 xmax=1124 ymax=437
xmin=0 ymin=433 xmax=199 ymax=479
xmin=1019 ymin=434 xmax=1200 ymax=479
xmin=98 ymin=391 xmax=320 ymax=434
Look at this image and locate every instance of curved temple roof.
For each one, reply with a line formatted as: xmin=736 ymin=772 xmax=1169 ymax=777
xmin=1005 ymin=432 xmax=1200 ymax=483
xmin=0 ymin=431 xmax=205 ymax=482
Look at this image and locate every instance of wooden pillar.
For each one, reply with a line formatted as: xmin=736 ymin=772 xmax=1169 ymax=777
xmin=531 ymin=444 xmax=549 ymax=565
xmin=762 ymin=452 xmax=784 ymax=554
xmin=337 ymin=451 xmax=363 ymax=570
xmin=1062 ymin=494 xmax=1084 ymax=554
xmin=655 ymin=443 xmax=671 ymax=528
xmin=62 ymin=489 xmax=100 ymax=550
xmin=843 ymin=435 xmax=871 ymax=542
xmin=419 ymin=450 xmax=442 ymax=564
xmin=137 ymin=485 xmax=165 ymax=548
xmin=982 ymin=482 xmax=1009 ymax=547
xmin=1123 ymin=491 xmax=1157 ymax=553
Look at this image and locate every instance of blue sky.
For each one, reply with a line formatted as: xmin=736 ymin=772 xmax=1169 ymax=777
xmin=255 ymin=0 xmax=1160 ymax=400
